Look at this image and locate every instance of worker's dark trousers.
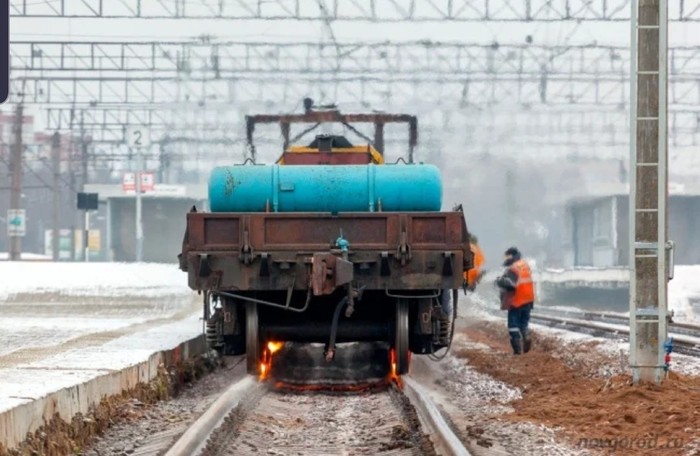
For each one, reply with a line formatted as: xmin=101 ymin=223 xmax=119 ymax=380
xmin=507 ymin=303 xmax=533 ymax=354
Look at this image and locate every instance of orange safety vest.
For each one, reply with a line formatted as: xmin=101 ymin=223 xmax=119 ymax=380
xmin=465 ymin=243 xmax=485 ymax=286
xmin=509 ymin=259 xmax=535 ymax=308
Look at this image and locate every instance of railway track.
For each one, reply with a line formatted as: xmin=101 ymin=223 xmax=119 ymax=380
xmin=530 ymin=308 xmax=700 ymax=357
xmin=164 ymin=374 xmax=470 ymax=456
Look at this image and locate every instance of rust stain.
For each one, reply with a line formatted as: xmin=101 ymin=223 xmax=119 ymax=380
xmin=224 ymin=169 xmax=235 ymax=197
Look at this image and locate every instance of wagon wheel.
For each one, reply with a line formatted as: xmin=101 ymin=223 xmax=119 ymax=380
xmin=394 ymin=299 xmax=410 ymax=375
xmin=246 ymin=302 xmax=261 ymax=375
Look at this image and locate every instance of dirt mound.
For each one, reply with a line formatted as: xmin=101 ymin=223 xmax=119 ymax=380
xmin=454 ymin=323 xmax=700 ymax=456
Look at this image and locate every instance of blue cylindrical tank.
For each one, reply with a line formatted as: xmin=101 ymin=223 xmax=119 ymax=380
xmin=208 ymin=164 xmax=442 ymax=213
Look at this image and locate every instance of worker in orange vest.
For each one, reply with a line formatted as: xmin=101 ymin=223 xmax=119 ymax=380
xmin=496 ymin=247 xmax=535 ymax=355
xmin=464 ymin=235 xmax=486 ymax=291
xmin=465 ymin=234 xmax=486 ymax=291
xmin=441 ymin=235 xmax=485 ymax=320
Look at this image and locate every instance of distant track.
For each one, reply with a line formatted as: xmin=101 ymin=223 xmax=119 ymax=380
xmin=531 ymin=308 xmax=700 ymax=357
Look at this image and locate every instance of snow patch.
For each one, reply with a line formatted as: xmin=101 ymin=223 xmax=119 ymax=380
xmin=537 ymin=267 xmax=629 ymax=284
xmin=0 ymin=311 xmax=201 ymax=413
xmin=669 ymin=266 xmax=700 ymax=322
xmin=0 ymin=262 xmax=190 ymax=300
xmin=459 ymin=289 xmax=501 ymax=321
xmin=0 ymin=253 xmax=52 ymax=260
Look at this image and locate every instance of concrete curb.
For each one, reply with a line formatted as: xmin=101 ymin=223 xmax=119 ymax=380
xmin=0 ymin=335 xmax=206 ymax=451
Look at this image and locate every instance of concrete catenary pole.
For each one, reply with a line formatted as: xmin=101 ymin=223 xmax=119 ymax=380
xmin=51 ymin=131 xmax=61 ymax=261
xmin=629 ymin=0 xmax=672 ymax=384
xmin=9 ymin=103 xmax=23 ymax=261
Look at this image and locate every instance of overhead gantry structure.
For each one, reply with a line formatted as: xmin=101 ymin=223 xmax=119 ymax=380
xmin=6 ymin=1 xmax=700 ymax=177
xmin=8 ymin=0 xmax=700 ymax=22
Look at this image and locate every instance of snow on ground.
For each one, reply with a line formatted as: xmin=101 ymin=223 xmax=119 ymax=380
xmin=0 ymin=262 xmax=202 ymax=415
xmin=0 ymin=313 xmax=202 ymax=413
xmin=529 ymin=322 xmax=700 ymax=378
xmin=0 ymin=253 xmax=51 ymax=260
xmin=0 ymin=262 xmax=190 ymax=300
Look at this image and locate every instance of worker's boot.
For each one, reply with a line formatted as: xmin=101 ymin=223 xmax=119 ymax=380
xmin=510 ymin=338 xmax=522 ymax=355
xmin=523 ymin=338 xmax=532 ymax=354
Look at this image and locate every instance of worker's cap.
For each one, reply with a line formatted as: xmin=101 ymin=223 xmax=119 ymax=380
xmin=504 ymin=247 xmax=520 ymax=257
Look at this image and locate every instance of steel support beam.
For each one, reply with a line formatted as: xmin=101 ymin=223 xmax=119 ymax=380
xmin=5 ymin=74 xmax=633 ymax=106
xmin=11 ymin=40 xmax=700 ymax=106
xmin=6 ymin=40 xmax=636 ymax=76
xmin=33 ymin=104 xmax=699 ymax=141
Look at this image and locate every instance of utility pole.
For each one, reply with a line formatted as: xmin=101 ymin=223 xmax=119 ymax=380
xmin=629 ymin=0 xmax=673 ymax=384
xmin=51 ymin=131 xmax=61 ymax=261
xmin=135 ymin=143 xmax=143 ymax=262
xmin=9 ymin=103 xmax=23 ymax=261
xmin=80 ymin=112 xmax=89 ymax=261
xmin=126 ymin=126 xmax=149 ymax=263
xmin=68 ymin=138 xmax=76 ymax=261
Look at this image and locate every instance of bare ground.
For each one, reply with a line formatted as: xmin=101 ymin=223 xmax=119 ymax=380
xmin=438 ymin=318 xmax=700 ymax=456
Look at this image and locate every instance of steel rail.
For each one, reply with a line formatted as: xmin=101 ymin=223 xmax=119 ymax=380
xmin=530 ymin=313 xmax=700 ymax=357
xmin=164 ymin=373 xmax=472 ymax=456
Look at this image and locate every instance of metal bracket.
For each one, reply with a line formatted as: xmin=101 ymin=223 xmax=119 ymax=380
xmin=198 ymin=254 xmax=212 ymax=278
xmin=442 ymin=252 xmax=453 ymax=277
xmin=311 ymin=253 xmax=354 ymax=296
xmin=259 ymin=253 xmax=270 ymax=277
xmin=380 ymin=251 xmax=391 ymax=276
xmin=240 ymin=223 xmax=254 ymax=265
xmin=666 ymin=240 xmax=675 ymax=281
xmin=397 ymin=221 xmax=412 ymax=266
xmin=634 ymin=242 xmax=659 ymax=250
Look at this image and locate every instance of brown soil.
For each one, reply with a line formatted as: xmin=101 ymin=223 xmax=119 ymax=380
xmin=0 ymin=355 xmax=218 ymax=456
xmin=454 ymin=321 xmax=700 ymax=456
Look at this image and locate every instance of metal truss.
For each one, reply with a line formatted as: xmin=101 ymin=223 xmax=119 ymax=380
xmin=40 ymin=105 xmax=700 ymax=149
xmin=70 ymin=103 xmax=700 ymax=181
xmin=13 ymin=40 xmax=700 ymax=80
xmin=8 ymin=74 xmax=636 ymax=107
xmin=11 ymin=40 xmax=634 ymax=77
xmin=10 ymin=40 xmax=700 ymax=109
xmin=21 ymin=73 xmax=698 ymax=109
xmin=9 ymin=0 xmax=700 ymax=21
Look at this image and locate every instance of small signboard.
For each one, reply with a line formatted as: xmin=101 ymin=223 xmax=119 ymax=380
xmin=123 ymin=172 xmax=136 ymax=192
xmin=126 ymin=126 xmax=151 ymax=149
xmin=7 ymin=209 xmax=25 ymax=237
xmin=88 ymin=229 xmax=101 ymax=252
xmin=77 ymin=192 xmax=99 ymax=210
xmin=141 ymin=172 xmax=155 ymax=192
xmin=123 ymin=171 xmax=155 ymax=193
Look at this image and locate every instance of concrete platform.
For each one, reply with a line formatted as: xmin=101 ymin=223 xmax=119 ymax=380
xmin=0 ymin=263 xmax=206 ymax=451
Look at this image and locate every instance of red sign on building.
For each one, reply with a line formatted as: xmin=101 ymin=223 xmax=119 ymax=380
xmin=122 ymin=172 xmax=155 ymax=193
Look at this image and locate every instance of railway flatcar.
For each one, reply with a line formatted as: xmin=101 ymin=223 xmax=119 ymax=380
xmin=179 ymin=104 xmax=473 ymax=375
